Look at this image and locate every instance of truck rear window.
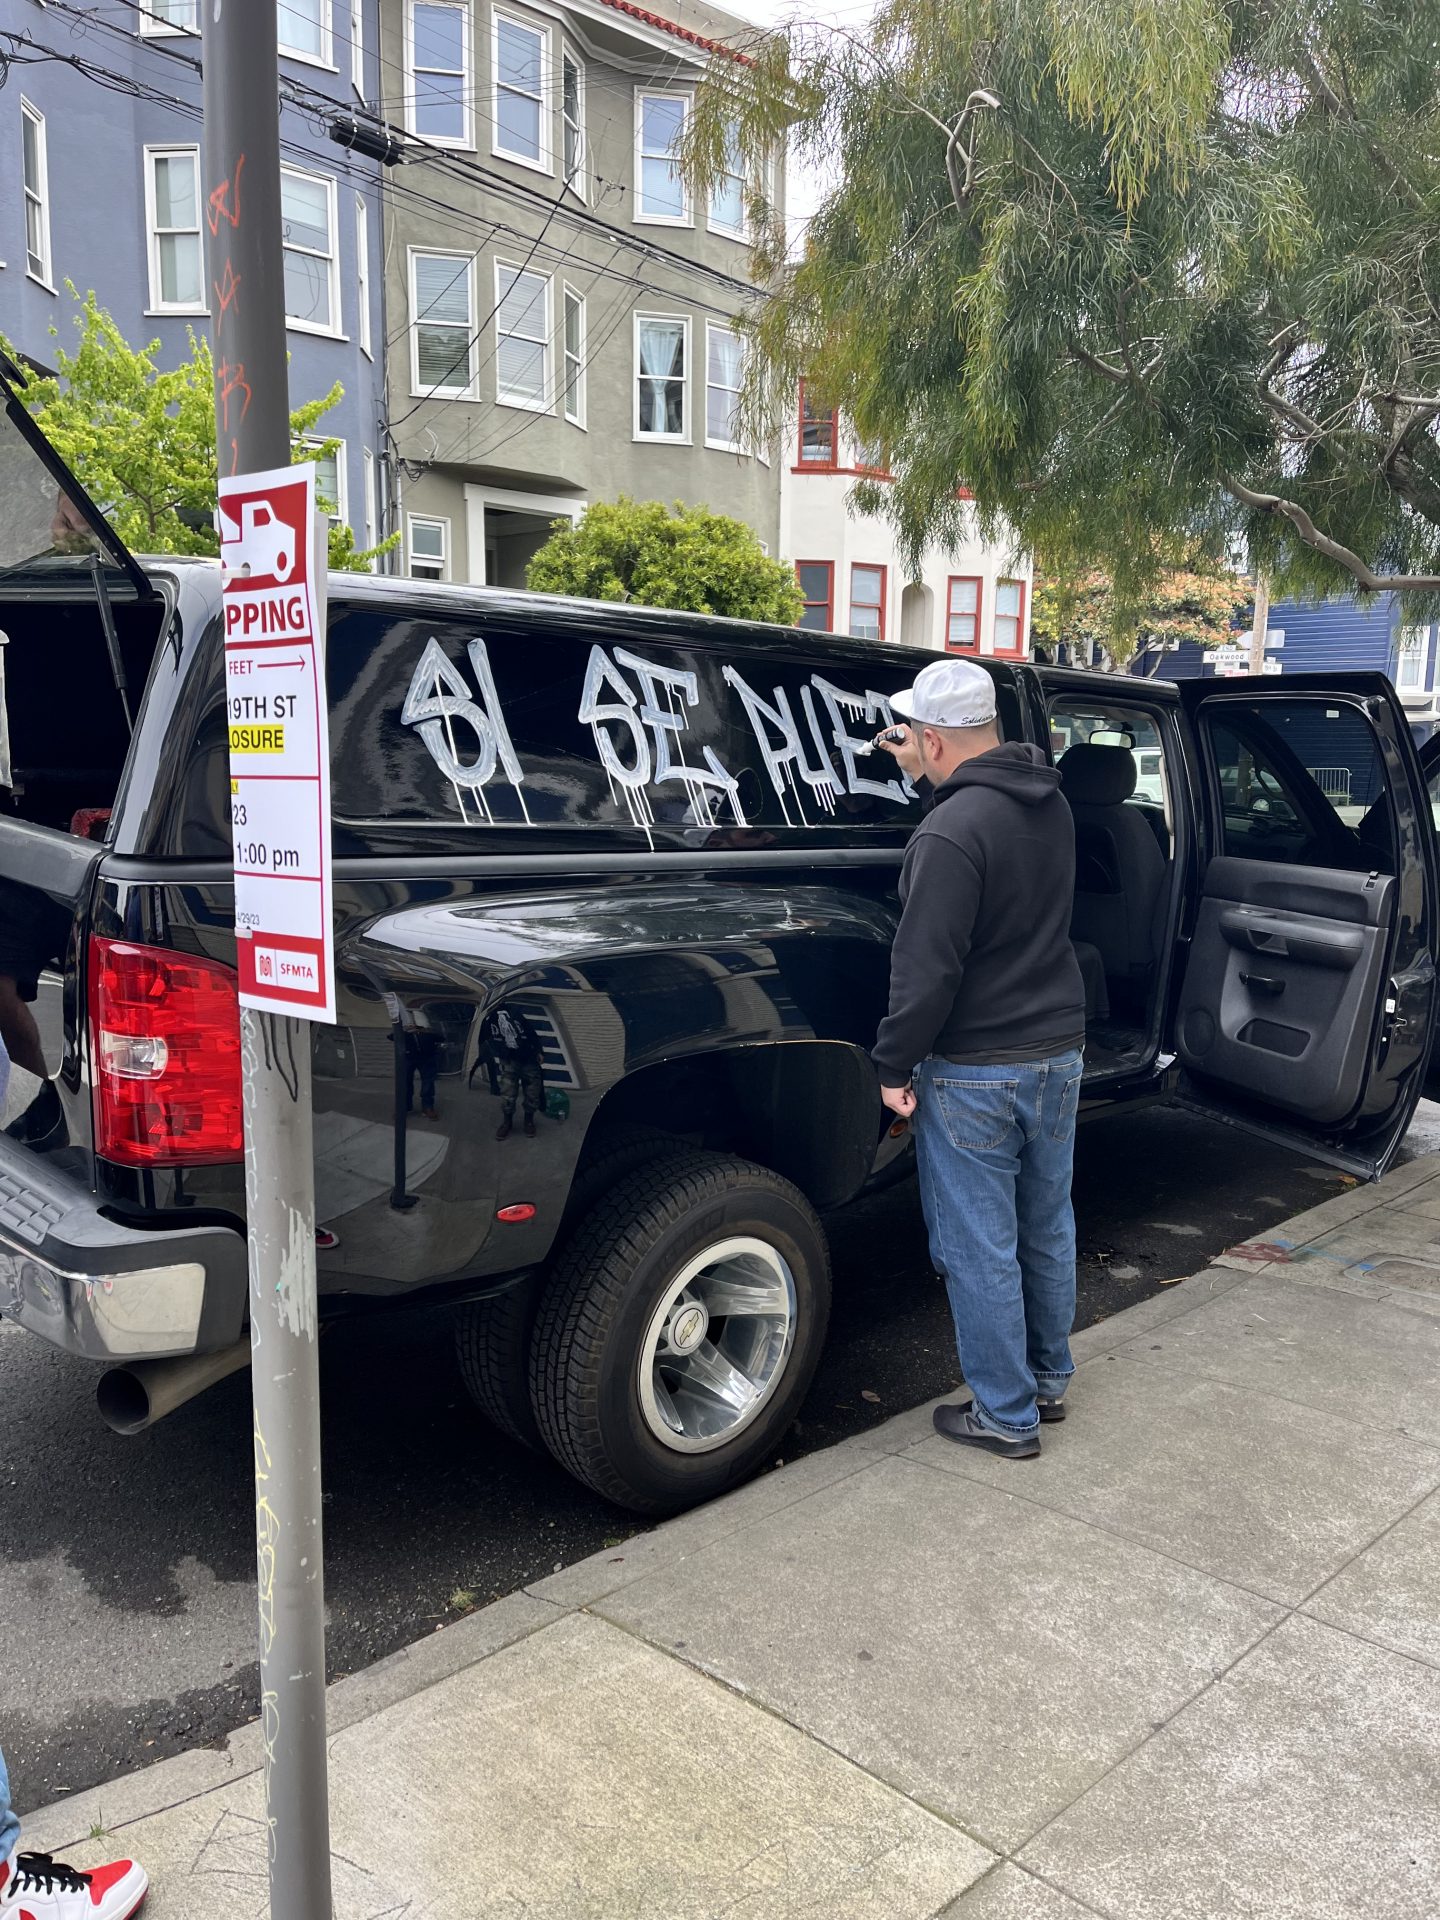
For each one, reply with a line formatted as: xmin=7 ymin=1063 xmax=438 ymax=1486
xmin=323 ymin=605 xmax=935 ymax=840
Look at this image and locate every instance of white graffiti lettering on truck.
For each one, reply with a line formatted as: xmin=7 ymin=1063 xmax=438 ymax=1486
xmin=400 ymin=637 xmax=919 ymax=833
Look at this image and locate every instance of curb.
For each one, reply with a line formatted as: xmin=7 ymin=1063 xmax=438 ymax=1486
xmin=24 ymin=1148 xmax=1440 ymax=1857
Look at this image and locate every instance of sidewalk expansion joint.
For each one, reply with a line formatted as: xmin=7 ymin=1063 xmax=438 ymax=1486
xmin=589 ymin=1604 xmax=1004 ymax=1860
xmin=523 ymin=1449 xmax=885 ymax=1609
xmin=1013 ymin=1600 xmax=1298 ymax=1865
xmin=894 ymin=1445 xmax=1299 ymax=1615
xmin=1081 ymin=1339 xmax=1440 ymax=1458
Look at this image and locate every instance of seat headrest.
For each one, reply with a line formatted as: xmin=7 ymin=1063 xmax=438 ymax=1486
xmin=1058 ymin=742 xmax=1138 ymax=807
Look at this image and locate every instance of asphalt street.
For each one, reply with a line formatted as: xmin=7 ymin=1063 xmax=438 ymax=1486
xmin=7 ymin=1092 xmax=1429 ymax=1815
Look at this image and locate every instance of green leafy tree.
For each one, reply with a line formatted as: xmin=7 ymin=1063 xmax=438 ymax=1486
xmin=690 ymin=0 xmax=1440 ymax=639
xmin=2 ymin=289 xmax=395 ymax=570
xmin=526 ymin=496 xmax=804 ymax=623
xmin=1031 ymin=556 xmax=1252 ymax=667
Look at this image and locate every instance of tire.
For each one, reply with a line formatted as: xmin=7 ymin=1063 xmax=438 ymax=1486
xmin=530 ymin=1151 xmax=831 ymax=1515
xmin=455 ymin=1279 xmax=544 ymax=1450
xmin=453 ymin=1125 xmax=680 ymax=1450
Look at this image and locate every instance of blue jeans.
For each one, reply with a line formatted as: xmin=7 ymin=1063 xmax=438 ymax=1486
xmin=914 ymin=1050 xmax=1081 ymax=1438
xmin=0 ymin=1741 xmax=19 ymax=1862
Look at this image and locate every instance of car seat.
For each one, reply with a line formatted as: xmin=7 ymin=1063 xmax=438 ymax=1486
xmin=1059 ymin=744 xmax=1167 ymax=986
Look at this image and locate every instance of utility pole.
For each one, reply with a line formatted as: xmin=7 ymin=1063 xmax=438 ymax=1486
xmin=1249 ymin=570 xmax=1271 ymax=675
xmin=203 ymin=9 xmax=334 ymax=1918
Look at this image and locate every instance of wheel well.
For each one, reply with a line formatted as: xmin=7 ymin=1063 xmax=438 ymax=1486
xmin=579 ymin=1041 xmax=880 ymax=1210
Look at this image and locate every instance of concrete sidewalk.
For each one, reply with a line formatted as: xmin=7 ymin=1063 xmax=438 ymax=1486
xmin=25 ymin=1154 xmax=1440 ymax=1918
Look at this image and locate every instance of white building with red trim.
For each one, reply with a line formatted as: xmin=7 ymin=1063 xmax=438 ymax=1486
xmin=781 ymin=383 xmax=1033 ymax=657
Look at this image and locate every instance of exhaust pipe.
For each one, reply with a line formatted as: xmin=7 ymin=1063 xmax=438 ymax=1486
xmin=96 ymin=1339 xmax=251 ymax=1435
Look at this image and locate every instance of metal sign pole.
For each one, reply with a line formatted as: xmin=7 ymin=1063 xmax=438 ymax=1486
xmin=202 ymin=7 xmax=335 ymax=1917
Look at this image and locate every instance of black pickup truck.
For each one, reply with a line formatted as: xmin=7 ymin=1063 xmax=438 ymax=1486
xmin=2 ymin=367 xmax=1439 ymax=1515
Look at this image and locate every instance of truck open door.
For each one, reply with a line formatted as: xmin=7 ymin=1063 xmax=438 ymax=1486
xmin=1171 ymin=673 xmax=1439 ymax=1178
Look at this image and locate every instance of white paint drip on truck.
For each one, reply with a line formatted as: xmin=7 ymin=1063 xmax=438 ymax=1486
xmin=401 ymin=635 xmax=916 ymax=828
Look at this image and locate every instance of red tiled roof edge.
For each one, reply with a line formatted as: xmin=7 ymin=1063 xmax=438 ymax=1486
xmin=595 ymin=0 xmax=754 ymax=62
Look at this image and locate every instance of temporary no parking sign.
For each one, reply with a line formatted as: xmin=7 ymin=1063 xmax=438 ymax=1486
xmin=219 ymin=462 xmax=336 ymax=1024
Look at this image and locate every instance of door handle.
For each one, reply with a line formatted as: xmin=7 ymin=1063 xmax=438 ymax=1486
xmin=1239 ymin=971 xmax=1286 ymax=995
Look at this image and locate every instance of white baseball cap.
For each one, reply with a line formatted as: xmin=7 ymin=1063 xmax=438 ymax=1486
xmin=889 ymin=657 xmax=998 ymax=729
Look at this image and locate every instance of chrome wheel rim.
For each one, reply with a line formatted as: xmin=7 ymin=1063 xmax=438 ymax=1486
xmin=637 ymin=1236 xmax=798 ymax=1454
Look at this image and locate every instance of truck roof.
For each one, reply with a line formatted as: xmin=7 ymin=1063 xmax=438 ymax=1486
xmin=137 ymin=556 xmax=946 ymax=671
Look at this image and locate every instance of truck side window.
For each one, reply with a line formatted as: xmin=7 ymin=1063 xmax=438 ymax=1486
xmin=1208 ymin=702 xmax=1395 ymax=873
xmin=1049 ymin=698 xmax=1172 ymax=857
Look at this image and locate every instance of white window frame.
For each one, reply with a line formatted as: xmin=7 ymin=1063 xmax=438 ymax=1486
xmin=849 ymin=563 xmax=886 ymax=643
xmin=137 ymin=0 xmax=199 ymax=36
xmin=350 ymin=0 xmax=365 ymax=95
xmin=407 ymin=513 xmax=451 ymax=581
xmin=1397 ymin=626 xmax=1429 ymax=692
xmin=363 ymin=447 xmax=378 ymax=566
xmin=278 ymin=0 xmax=334 ymax=68
xmin=21 ymin=100 xmax=54 ymax=292
xmin=280 ymin=166 xmax=342 ymax=337
xmin=707 ymin=123 xmax=746 ymax=240
xmin=304 ymin=437 xmax=348 ymax=531
xmin=408 ymin=247 xmax=479 ymax=400
xmin=763 ymin=142 xmax=781 ymax=216
xmin=994 ymin=576 xmax=1025 ymax=653
xmin=704 ymin=320 xmax=745 ymax=453
xmin=355 ymin=193 xmax=372 ymax=357
xmin=406 ymin=0 xmax=473 ymax=149
xmin=491 ymin=9 xmax=552 ymax=176
xmin=562 ymin=283 xmax=586 ymax=429
xmin=634 ymin=88 xmax=692 ymax=226
xmin=561 ymin=49 xmax=586 ymax=200
xmin=494 ymin=258 xmax=552 ymax=413
xmin=633 ymin=311 xmax=690 ymax=444
xmin=143 ymin=145 xmax=206 ymax=316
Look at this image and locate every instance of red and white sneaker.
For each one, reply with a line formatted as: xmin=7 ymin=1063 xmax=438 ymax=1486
xmin=0 ymin=1848 xmax=147 ymax=1918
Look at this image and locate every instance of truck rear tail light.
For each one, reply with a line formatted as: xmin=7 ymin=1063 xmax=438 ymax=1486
xmin=88 ymin=937 xmax=244 ymax=1167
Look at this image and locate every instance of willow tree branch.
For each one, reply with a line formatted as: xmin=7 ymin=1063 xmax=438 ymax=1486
xmin=1070 ymin=343 xmax=1129 ymax=384
xmin=1223 ymin=472 xmax=1440 ymax=589
xmin=1295 ymin=46 xmax=1421 ymax=210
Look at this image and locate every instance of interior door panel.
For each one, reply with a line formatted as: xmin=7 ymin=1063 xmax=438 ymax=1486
xmin=1174 ymin=678 xmax=1439 ymax=1177
xmin=1176 ymin=858 xmax=1392 ymax=1125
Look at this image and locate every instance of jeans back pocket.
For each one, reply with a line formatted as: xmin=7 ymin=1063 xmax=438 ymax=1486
xmin=934 ymin=1077 xmax=1019 ymax=1152
xmin=1051 ymin=1068 xmax=1083 ymax=1142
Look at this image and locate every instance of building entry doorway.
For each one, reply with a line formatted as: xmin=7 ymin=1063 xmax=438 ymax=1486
xmin=483 ymin=506 xmax=562 ymax=587
xmin=464 ymin=484 xmax=586 ymax=588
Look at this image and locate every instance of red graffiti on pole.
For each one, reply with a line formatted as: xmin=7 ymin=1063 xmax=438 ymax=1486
xmin=206 ymin=153 xmax=246 ymax=237
xmin=213 ymin=258 xmax=242 ymax=337
xmin=219 ymin=360 xmax=253 ymax=433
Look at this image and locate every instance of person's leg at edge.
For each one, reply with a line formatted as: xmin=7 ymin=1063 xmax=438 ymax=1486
xmin=913 ymin=1057 xmax=1040 ymax=1439
xmin=1015 ymin=1050 xmax=1081 ymax=1409
xmin=0 ymin=1740 xmax=149 ymax=1916
xmin=0 ymin=1743 xmax=20 ymax=1867
xmin=495 ymin=1060 xmax=519 ymax=1138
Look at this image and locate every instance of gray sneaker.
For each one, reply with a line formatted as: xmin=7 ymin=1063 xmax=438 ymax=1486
xmin=932 ymin=1402 xmax=1041 ymax=1458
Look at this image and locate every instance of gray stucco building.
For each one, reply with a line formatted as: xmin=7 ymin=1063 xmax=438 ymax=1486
xmin=1 ymin=0 xmax=388 ymax=555
xmin=374 ymin=0 xmax=781 ymax=586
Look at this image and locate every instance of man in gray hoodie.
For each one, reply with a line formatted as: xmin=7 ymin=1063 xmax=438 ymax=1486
xmin=874 ymin=657 xmax=1085 ymax=1458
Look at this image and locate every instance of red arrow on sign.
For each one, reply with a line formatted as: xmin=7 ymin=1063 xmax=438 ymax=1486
xmin=257 ymin=657 xmax=308 ymax=670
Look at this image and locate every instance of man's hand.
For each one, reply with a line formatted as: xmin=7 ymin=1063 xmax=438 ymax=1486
xmin=881 ymin=1082 xmax=917 ymax=1119
xmin=874 ymin=725 xmax=924 ymax=785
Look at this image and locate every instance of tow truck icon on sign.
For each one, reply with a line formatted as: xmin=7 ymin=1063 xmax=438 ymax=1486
xmin=222 ymin=499 xmax=295 ymax=584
